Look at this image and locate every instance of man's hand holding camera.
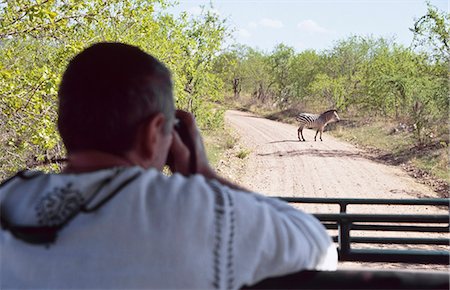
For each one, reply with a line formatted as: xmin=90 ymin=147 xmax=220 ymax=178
xmin=166 ymin=110 xmax=213 ymax=178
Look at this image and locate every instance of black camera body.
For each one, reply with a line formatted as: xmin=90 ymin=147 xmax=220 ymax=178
xmin=169 ymin=118 xmax=197 ymax=174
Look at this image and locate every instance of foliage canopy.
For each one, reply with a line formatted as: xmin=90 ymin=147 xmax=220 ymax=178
xmin=0 ymin=0 xmax=227 ymax=178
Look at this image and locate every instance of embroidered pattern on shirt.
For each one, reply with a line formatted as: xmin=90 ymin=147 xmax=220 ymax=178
xmin=208 ymin=180 xmax=236 ymax=290
xmin=212 ymin=185 xmax=225 ymax=289
xmin=225 ymin=191 xmax=235 ymax=290
xmin=35 ymin=183 xmax=84 ymax=227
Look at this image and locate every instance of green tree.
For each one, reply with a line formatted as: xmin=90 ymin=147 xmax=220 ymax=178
xmin=289 ymin=50 xmax=321 ymax=101
xmin=213 ymin=44 xmax=250 ymax=99
xmin=240 ymin=48 xmax=273 ymax=102
xmin=0 ymin=0 xmax=228 ymax=178
xmin=409 ymin=1 xmax=449 ymax=143
xmin=267 ymin=44 xmax=295 ymax=105
xmin=411 ymin=1 xmax=450 ymax=63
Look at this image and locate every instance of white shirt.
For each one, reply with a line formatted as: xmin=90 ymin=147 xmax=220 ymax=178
xmin=0 ymin=167 xmax=337 ymax=289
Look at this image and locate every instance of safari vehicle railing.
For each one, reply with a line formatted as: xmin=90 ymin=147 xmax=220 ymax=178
xmin=242 ymin=197 xmax=449 ymax=289
xmin=278 ymin=197 xmax=450 ymax=265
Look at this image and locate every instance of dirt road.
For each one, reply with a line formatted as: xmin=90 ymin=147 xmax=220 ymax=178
xmin=223 ymin=110 xmax=449 ymax=270
xmin=225 ymin=110 xmax=441 ymax=204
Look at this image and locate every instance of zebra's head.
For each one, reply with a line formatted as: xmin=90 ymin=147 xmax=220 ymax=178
xmin=332 ymin=110 xmax=340 ymax=122
xmin=323 ymin=109 xmax=340 ymax=123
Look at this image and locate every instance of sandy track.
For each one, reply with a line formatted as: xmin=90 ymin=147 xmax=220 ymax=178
xmin=224 ymin=110 xmax=449 ymax=271
xmin=225 ymin=110 xmax=441 ymax=204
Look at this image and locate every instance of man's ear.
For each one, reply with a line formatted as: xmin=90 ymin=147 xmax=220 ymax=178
xmin=135 ymin=113 xmax=167 ymax=158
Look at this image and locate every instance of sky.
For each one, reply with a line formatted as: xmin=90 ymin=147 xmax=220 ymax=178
xmin=166 ymin=0 xmax=448 ymax=53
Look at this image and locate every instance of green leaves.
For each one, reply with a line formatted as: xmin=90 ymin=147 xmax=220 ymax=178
xmin=0 ymin=0 xmax=228 ymax=178
xmin=411 ymin=2 xmax=450 ymax=63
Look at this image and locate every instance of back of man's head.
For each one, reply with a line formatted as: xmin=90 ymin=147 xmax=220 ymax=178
xmin=58 ymin=42 xmax=174 ymax=154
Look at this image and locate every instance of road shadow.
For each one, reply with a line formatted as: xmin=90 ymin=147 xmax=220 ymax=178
xmin=241 ymin=114 xmax=265 ymax=119
xmin=264 ymin=108 xmax=300 ymax=120
xmin=257 ymin=149 xmax=364 ymax=159
xmin=269 ymin=140 xmax=299 ymax=144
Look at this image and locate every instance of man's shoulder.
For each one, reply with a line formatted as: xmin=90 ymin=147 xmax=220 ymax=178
xmin=141 ymin=172 xmax=224 ymax=202
xmin=138 ymin=171 xmax=267 ymax=212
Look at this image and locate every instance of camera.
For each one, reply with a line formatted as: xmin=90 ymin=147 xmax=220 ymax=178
xmin=168 ymin=118 xmax=197 ymax=174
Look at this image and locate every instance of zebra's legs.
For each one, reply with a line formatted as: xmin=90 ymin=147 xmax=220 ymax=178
xmin=298 ymin=127 xmax=305 ymax=141
xmin=314 ymin=129 xmax=324 ymax=141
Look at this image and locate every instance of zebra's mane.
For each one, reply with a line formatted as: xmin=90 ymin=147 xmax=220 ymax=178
xmin=298 ymin=109 xmax=337 ymax=119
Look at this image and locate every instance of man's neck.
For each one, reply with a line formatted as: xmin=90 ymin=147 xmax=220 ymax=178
xmin=64 ymin=150 xmax=135 ymax=173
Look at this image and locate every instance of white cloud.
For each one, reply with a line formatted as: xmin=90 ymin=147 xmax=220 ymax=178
xmin=237 ymin=28 xmax=251 ymax=38
xmin=259 ymin=18 xmax=283 ymax=28
xmin=248 ymin=18 xmax=283 ymax=29
xmin=249 ymin=21 xmax=258 ymax=29
xmin=297 ymin=20 xmax=331 ymax=34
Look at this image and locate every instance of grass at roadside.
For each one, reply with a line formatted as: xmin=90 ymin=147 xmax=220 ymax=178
xmin=203 ymin=128 xmax=237 ymax=168
xmin=331 ymin=121 xmax=412 ymax=153
xmin=410 ymin=149 xmax=449 ymax=182
xmin=330 ymin=120 xmax=449 ymax=184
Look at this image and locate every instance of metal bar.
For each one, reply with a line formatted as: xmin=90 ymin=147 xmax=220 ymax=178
xmin=278 ymin=197 xmax=450 ymax=206
xmin=340 ymin=203 xmax=347 ymax=213
xmin=338 ymin=223 xmax=351 ymax=256
xmin=351 ymin=224 xmax=450 ymax=233
xmin=322 ymin=222 xmax=450 ymax=233
xmin=330 ymin=236 xmax=450 ymax=245
xmin=340 ymin=248 xmax=450 ymax=265
xmin=348 ymin=236 xmax=450 ymax=245
xmin=321 ymin=222 xmax=338 ymax=230
xmin=322 ymin=222 xmax=449 ymax=232
xmin=315 ymin=213 xmax=449 ymax=223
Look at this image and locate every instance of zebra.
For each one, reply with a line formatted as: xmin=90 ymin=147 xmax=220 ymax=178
xmin=296 ymin=109 xmax=340 ymax=141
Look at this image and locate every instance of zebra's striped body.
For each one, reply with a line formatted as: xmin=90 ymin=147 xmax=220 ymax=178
xmin=296 ymin=109 xmax=340 ymax=141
